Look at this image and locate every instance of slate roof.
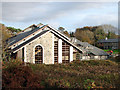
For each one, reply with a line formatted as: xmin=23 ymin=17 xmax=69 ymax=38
xmin=71 ymin=37 xmax=108 ymax=56
xmin=7 ymin=25 xmax=46 ymax=46
xmin=88 ymin=46 xmax=108 ymax=56
xmin=98 ymin=38 xmax=118 ymax=43
xmin=12 ymin=30 xmax=49 ymax=52
xmin=7 ymin=24 xmax=83 ymax=53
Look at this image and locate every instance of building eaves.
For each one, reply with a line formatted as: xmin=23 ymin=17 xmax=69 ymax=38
xmin=11 ymin=30 xmax=49 ymax=52
xmin=72 ymin=38 xmax=108 ymax=56
xmin=7 ymin=25 xmax=47 ymax=47
xmin=98 ymin=38 xmax=118 ymax=43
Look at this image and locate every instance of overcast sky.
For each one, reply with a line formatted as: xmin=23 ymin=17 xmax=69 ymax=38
xmin=1 ymin=1 xmax=118 ymax=32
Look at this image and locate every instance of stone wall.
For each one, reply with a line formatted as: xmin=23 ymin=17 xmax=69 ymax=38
xmin=103 ymin=42 xmax=118 ymax=49
xmin=25 ymin=32 xmax=54 ymax=64
xmin=82 ymin=55 xmax=108 ymax=60
xmin=17 ymin=49 xmax=22 ymax=60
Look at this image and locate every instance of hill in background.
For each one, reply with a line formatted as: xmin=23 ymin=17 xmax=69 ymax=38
xmin=74 ymin=24 xmax=118 ymax=45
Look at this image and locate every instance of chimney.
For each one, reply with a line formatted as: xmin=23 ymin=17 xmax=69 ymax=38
xmin=105 ymin=37 xmax=108 ymax=40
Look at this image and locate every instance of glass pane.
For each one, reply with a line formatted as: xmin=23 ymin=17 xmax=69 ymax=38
xmin=35 ymin=45 xmax=43 ymax=64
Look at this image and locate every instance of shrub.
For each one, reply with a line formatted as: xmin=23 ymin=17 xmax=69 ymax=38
xmin=2 ymin=59 xmax=23 ymax=70
xmin=2 ymin=60 xmax=45 ymax=88
xmin=2 ymin=59 xmax=119 ymax=89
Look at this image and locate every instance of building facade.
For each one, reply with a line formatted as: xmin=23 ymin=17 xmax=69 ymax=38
xmin=71 ymin=37 xmax=109 ymax=60
xmin=7 ymin=24 xmax=109 ymax=64
xmin=7 ymin=24 xmax=83 ymax=64
xmin=97 ymin=38 xmax=118 ymax=50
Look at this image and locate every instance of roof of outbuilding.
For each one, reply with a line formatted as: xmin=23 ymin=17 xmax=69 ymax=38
xmin=98 ymin=38 xmax=118 ymax=43
xmin=89 ymin=46 xmax=108 ymax=56
xmin=71 ymin=37 xmax=108 ymax=56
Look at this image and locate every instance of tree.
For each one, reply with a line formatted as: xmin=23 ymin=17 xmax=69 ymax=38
xmin=58 ymin=27 xmax=65 ymax=32
xmin=63 ymin=31 xmax=70 ymax=37
xmin=101 ymin=24 xmax=117 ymax=34
xmin=0 ymin=24 xmax=12 ymax=50
xmin=75 ymin=28 xmax=94 ymax=44
xmin=7 ymin=27 xmax=22 ymax=33
xmin=93 ymin=26 xmax=106 ymax=41
xmin=70 ymin=32 xmax=75 ymax=37
xmin=107 ymin=30 xmax=111 ymax=39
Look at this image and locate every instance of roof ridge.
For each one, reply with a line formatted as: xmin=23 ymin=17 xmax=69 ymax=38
xmin=8 ymin=25 xmax=48 ymax=48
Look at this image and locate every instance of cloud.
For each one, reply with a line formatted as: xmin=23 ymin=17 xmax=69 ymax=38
xmin=2 ymin=2 xmax=108 ymax=22
xmin=1 ymin=0 xmax=120 ymax=2
xmin=1 ymin=2 xmax=118 ymax=31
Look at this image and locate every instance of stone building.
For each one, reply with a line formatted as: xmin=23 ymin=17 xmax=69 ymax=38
xmin=97 ymin=38 xmax=118 ymax=50
xmin=71 ymin=37 xmax=108 ymax=60
xmin=7 ymin=24 xmax=83 ymax=64
xmin=7 ymin=24 xmax=109 ymax=64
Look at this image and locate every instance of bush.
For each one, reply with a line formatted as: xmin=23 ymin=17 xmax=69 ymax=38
xmin=2 ymin=60 xmax=45 ymax=88
xmin=2 ymin=59 xmax=119 ymax=89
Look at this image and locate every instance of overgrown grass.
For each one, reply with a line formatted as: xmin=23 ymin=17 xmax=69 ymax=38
xmin=103 ymin=49 xmax=120 ymax=54
xmin=2 ymin=59 xmax=119 ymax=89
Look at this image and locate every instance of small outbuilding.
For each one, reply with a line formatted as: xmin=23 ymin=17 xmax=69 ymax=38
xmin=71 ymin=37 xmax=109 ymax=60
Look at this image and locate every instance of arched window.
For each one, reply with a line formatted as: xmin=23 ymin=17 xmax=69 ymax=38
xmin=35 ymin=45 xmax=43 ymax=64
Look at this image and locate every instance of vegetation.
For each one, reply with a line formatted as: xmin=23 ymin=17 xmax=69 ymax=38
xmin=7 ymin=27 xmax=22 ymax=33
xmin=2 ymin=59 xmax=119 ymax=89
xmin=0 ymin=23 xmax=23 ymax=62
xmin=0 ymin=24 xmax=12 ymax=50
xmin=0 ymin=23 xmax=22 ymax=50
xmin=58 ymin=24 xmax=118 ymax=46
xmin=74 ymin=25 xmax=118 ymax=45
xmin=63 ymin=31 xmax=70 ymax=37
xmin=58 ymin=27 xmax=65 ymax=32
xmin=1 ymin=24 xmax=119 ymax=89
xmin=104 ymin=49 xmax=120 ymax=54
xmin=75 ymin=28 xmax=95 ymax=44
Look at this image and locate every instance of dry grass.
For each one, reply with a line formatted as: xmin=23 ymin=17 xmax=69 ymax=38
xmin=2 ymin=59 xmax=119 ymax=89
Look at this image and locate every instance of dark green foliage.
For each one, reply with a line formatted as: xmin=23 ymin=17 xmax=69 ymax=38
xmin=110 ymin=55 xmax=120 ymax=62
xmin=7 ymin=27 xmax=22 ymax=33
xmin=69 ymin=32 xmax=75 ymax=37
xmin=58 ymin=27 xmax=65 ymax=32
xmin=2 ymin=60 xmax=119 ymax=89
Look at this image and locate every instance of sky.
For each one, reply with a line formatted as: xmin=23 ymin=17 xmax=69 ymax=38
xmin=0 ymin=1 xmax=119 ymax=32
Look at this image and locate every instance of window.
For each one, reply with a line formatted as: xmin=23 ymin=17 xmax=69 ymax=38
xmin=76 ymin=53 xmax=80 ymax=60
xmin=35 ymin=45 xmax=43 ymax=64
xmin=73 ymin=52 xmax=76 ymax=61
xmin=54 ymin=41 xmax=58 ymax=63
xmin=62 ymin=42 xmax=70 ymax=63
xmin=73 ymin=48 xmax=82 ymax=61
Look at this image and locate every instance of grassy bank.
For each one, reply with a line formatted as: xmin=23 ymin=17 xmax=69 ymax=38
xmin=2 ymin=60 xmax=119 ymax=89
xmin=104 ymin=49 xmax=120 ymax=54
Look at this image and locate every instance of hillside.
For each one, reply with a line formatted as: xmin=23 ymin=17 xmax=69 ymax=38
xmin=2 ymin=60 xmax=119 ymax=89
xmin=74 ymin=25 xmax=118 ymax=45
